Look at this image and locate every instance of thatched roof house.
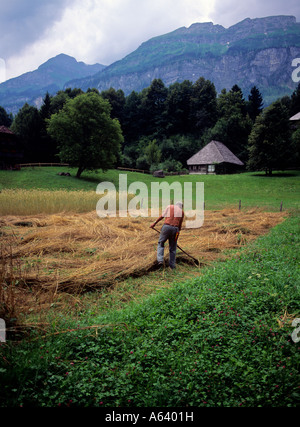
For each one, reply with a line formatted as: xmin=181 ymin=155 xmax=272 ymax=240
xmin=0 ymin=126 xmax=23 ymax=169
xmin=289 ymin=112 xmax=300 ymax=129
xmin=187 ymin=140 xmax=244 ymax=175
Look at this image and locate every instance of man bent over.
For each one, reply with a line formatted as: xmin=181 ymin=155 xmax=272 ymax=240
xmin=150 ymin=202 xmax=184 ymax=269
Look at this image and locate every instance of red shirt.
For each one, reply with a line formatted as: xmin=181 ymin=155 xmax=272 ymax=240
xmin=162 ymin=205 xmax=184 ymax=230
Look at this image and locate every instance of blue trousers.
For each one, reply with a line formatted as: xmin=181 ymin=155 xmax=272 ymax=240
xmin=157 ymin=224 xmax=179 ymax=269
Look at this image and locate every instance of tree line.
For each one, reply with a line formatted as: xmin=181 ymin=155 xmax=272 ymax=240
xmin=1 ymin=78 xmax=300 ymax=177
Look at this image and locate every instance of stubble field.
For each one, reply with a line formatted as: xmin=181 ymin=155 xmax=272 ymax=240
xmin=1 ymin=206 xmax=286 ymax=318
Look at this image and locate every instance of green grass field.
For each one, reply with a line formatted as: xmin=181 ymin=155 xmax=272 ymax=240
xmin=0 ymin=166 xmax=299 ymax=408
xmin=0 ymin=167 xmax=299 ymax=214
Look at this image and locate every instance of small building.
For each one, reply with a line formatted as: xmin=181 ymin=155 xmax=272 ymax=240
xmin=289 ymin=112 xmax=300 ymax=129
xmin=0 ymin=126 xmax=24 ymax=169
xmin=187 ymin=140 xmax=244 ymax=175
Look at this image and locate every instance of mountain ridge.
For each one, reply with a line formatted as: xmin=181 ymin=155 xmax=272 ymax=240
xmin=0 ymin=54 xmax=106 ymax=114
xmin=1 ymin=15 xmax=300 ymax=114
xmin=65 ymin=15 xmax=300 ymax=104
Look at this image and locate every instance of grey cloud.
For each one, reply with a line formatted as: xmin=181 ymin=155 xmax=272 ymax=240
xmin=2 ymin=0 xmax=300 ymax=80
xmin=211 ymin=0 xmax=300 ymax=28
xmin=0 ymin=0 xmax=72 ymax=59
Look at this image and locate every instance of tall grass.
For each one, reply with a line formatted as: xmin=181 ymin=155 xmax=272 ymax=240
xmin=0 ymin=168 xmax=299 ymax=213
xmin=0 ymin=189 xmax=106 ymax=215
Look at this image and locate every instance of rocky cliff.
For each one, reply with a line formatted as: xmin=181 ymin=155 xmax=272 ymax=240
xmin=1 ymin=15 xmax=299 ymax=114
xmin=67 ymin=15 xmax=300 ymax=104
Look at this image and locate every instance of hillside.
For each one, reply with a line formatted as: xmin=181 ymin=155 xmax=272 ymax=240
xmin=67 ymin=15 xmax=300 ymax=104
xmin=1 ymin=15 xmax=300 ymax=115
xmin=0 ymin=54 xmax=106 ymax=114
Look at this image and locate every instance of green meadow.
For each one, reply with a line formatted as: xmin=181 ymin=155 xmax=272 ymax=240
xmin=0 ymin=167 xmax=299 ymax=214
xmin=0 ymin=167 xmax=299 ymax=408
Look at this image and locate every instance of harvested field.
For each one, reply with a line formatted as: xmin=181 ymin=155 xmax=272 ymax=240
xmin=1 ymin=208 xmax=286 ymax=296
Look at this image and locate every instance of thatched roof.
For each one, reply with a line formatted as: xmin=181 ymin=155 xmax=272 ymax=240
xmin=289 ymin=112 xmax=300 ymax=121
xmin=187 ymin=140 xmax=244 ymax=166
xmin=0 ymin=126 xmax=14 ymax=135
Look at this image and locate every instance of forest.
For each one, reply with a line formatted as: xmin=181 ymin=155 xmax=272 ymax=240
xmin=1 ymin=77 xmax=300 ymax=175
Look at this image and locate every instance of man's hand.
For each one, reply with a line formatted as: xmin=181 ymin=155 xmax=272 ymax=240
xmin=150 ymin=222 xmax=156 ymax=229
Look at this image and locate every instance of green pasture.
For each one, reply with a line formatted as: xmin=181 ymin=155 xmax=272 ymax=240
xmin=0 ymin=167 xmax=299 ymax=214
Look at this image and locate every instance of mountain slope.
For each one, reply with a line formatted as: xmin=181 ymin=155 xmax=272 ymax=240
xmin=1 ymin=15 xmax=299 ymax=115
xmin=0 ymin=54 xmax=106 ymax=114
xmin=67 ymin=15 xmax=300 ymax=104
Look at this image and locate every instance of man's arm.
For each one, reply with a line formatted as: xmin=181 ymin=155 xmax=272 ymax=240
xmin=150 ymin=205 xmax=169 ymax=229
xmin=150 ymin=215 xmax=164 ymax=229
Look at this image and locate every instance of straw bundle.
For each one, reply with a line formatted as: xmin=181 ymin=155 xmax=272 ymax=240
xmin=1 ymin=208 xmax=286 ymax=293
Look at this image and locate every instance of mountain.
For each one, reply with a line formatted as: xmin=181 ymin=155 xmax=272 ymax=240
xmin=0 ymin=54 xmax=106 ymax=114
xmin=66 ymin=15 xmax=300 ymax=105
xmin=1 ymin=15 xmax=300 ymax=115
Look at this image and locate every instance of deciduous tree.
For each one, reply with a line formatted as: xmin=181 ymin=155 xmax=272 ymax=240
xmin=140 ymin=79 xmax=168 ymax=137
xmin=165 ymin=80 xmax=193 ymax=135
xmin=247 ymin=100 xmax=292 ymax=175
xmin=11 ymin=103 xmax=42 ymax=162
xmin=190 ymin=77 xmax=218 ymax=134
xmin=207 ymin=87 xmax=252 ymax=162
xmin=47 ymin=92 xmax=123 ymax=178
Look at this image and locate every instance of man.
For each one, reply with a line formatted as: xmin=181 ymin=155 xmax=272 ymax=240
xmin=150 ymin=202 xmax=184 ymax=269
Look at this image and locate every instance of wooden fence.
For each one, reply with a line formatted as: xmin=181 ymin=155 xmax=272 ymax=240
xmin=117 ymin=167 xmax=188 ymax=176
xmin=117 ymin=167 xmax=150 ymax=174
xmin=236 ymin=200 xmax=284 ymax=212
xmin=17 ymin=163 xmax=70 ymax=168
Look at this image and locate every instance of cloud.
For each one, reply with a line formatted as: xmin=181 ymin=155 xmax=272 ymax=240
xmin=1 ymin=0 xmax=300 ymax=82
xmin=22 ymin=0 xmax=215 ymax=61
xmin=210 ymin=0 xmax=300 ymax=28
xmin=4 ymin=0 xmax=217 ymax=80
xmin=0 ymin=0 xmax=72 ymax=59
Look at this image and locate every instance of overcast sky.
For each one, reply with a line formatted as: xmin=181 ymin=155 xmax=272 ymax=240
xmin=0 ymin=0 xmax=300 ymax=82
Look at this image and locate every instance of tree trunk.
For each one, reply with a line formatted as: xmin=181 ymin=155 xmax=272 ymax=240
xmin=265 ymin=168 xmax=272 ymax=176
xmin=76 ymin=166 xmax=84 ymax=178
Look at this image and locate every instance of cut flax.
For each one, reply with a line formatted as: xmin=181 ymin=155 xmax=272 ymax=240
xmin=0 ymin=208 xmax=286 ymax=293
